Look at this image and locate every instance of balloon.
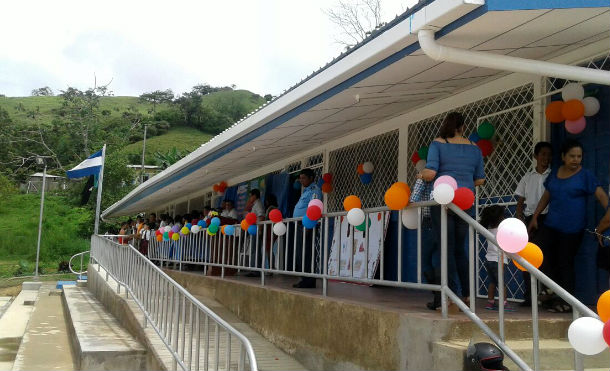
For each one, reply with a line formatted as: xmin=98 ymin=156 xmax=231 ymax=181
xmin=477 ymin=139 xmax=494 ymax=157
xmin=308 ymin=199 xmax=323 ymax=211
xmin=273 ymin=222 xmax=287 ymax=236
xmin=247 ymin=225 xmax=257 ymax=235
xmin=185 ymin=223 xmax=192 ymax=229
xmin=322 ymin=173 xmax=333 ymax=183
xmin=220 ymin=225 xmax=226 ymax=235
xmin=392 ymin=182 xmax=410 ymax=194
xmin=163 ymin=231 xmax=169 ymax=240
xmin=583 ymin=96 xmax=600 ymax=116
xmin=434 ymin=175 xmax=458 ymax=191
xmin=302 ymin=215 xmax=318 ymax=229
xmin=155 ymin=229 xmax=161 ymax=236
xmin=513 ymin=242 xmax=543 ymax=271
xmin=156 ymin=234 xmax=163 ymax=242
xmin=355 ymin=217 xmax=371 ymax=232
xmin=561 ymin=99 xmax=585 ymax=121
xmin=347 ymin=208 xmax=365 ymax=226
xmin=181 ymin=227 xmax=189 ymax=235
xmin=433 ymin=183 xmax=455 ymax=205
xmin=362 ymin=162 xmax=374 ymax=174
xmin=293 ymin=180 xmax=301 ymax=190
xmin=411 ymin=151 xmax=421 ymax=165
xmin=496 ymin=218 xmax=528 ymax=253
xmin=357 ymin=163 xmax=365 ymax=175
xmin=568 ymin=317 xmax=606 ymax=355
xmin=453 ymin=187 xmax=475 ymax=210
xmin=415 ymin=160 xmax=426 ymax=173
xmin=191 ymin=225 xmax=200 ymax=234
xmin=562 ymin=83 xmax=584 ymax=101
xmin=321 ymin=183 xmax=333 ymax=193
xmin=207 ymin=229 xmax=216 ymax=236
xmin=269 ymin=209 xmax=283 ymax=223
xmin=171 ymin=225 xmax=180 ymax=233
xmin=360 ymin=173 xmax=373 ymax=184
xmin=401 ymin=208 xmax=419 ymax=229
xmin=223 ymin=225 xmax=233 ymax=236
xmin=565 ymin=117 xmax=586 ymax=135
xmin=468 ymin=132 xmax=480 ymax=143
xmin=545 ymin=101 xmax=564 ymax=123
xmin=384 ymin=185 xmax=410 ymax=210
xmin=208 ymin=223 xmax=219 ymax=233
xmin=197 ymin=220 xmax=206 ymax=228
xmin=164 ymin=226 xmax=171 ymax=233
xmin=241 ymin=220 xmax=249 ymax=231
xmin=343 ymin=195 xmax=362 ymax=211
xmin=418 ymin=146 xmax=429 ymax=161
xmin=477 ymin=121 xmax=495 ymax=140
xmin=168 ymin=231 xmax=174 ymax=239
xmin=213 ymin=184 xmax=219 ymax=192
xmin=597 ymin=291 xmax=610 ymax=323
xmin=306 ymin=206 xmax=322 ymax=221
xmin=604 ymin=320 xmax=610 ymax=347
xmin=245 ymin=213 xmax=257 ymax=225
xmin=219 ymin=181 xmax=228 ymax=190
xmin=211 ymin=217 xmax=221 ymax=226
xmin=172 ymin=233 xmax=180 ymax=241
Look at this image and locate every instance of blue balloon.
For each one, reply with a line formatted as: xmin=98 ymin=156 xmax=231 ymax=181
xmin=317 ymin=178 xmax=324 ymax=187
xmin=171 ymin=225 xmax=180 ymax=233
xmin=468 ymin=132 xmax=480 ymax=143
xmin=247 ymin=224 xmax=257 ymax=235
xmin=302 ymin=215 xmax=318 ymax=229
xmin=198 ymin=220 xmax=207 ymax=228
xmin=293 ymin=180 xmax=301 ymax=190
xmin=224 ymin=225 xmax=235 ymax=236
xmin=211 ymin=217 xmax=221 ymax=226
xmin=185 ymin=223 xmax=192 ymax=229
xmin=360 ymin=173 xmax=372 ymax=184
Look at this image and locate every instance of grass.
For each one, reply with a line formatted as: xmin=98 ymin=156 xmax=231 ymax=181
xmin=118 ymin=126 xmax=214 ymax=158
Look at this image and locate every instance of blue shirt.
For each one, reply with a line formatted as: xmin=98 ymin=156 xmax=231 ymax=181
xmin=543 ymin=168 xmax=599 ymax=233
xmin=292 ymin=183 xmax=323 ymax=218
xmin=425 ymin=141 xmax=485 ymax=192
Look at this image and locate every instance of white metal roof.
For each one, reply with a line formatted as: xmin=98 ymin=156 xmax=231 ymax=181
xmin=103 ymin=0 xmax=610 ymax=218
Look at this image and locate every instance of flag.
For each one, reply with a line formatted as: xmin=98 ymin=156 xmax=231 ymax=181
xmin=67 ymin=149 xmax=103 ymax=179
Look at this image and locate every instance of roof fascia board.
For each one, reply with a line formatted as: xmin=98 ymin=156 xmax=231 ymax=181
xmin=486 ymin=0 xmax=610 ymax=11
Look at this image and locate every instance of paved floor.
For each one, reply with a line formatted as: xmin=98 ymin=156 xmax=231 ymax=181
xmin=0 ymin=289 xmax=39 ymax=371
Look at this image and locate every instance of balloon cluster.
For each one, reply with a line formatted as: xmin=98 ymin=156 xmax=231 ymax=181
xmin=344 ymin=195 xmax=368 ymax=231
xmin=302 ymin=199 xmax=323 ymax=229
xmin=356 ymin=162 xmax=374 ymax=184
xmin=321 ymin=173 xmax=333 ymax=193
xmin=431 ymin=175 xmax=474 ymax=211
xmin=468 ymin=121 xmax=495 ymax=157
xmin=545 ymin=83 xmax=600 ymax=134
xmin=567 ymin=290 xmax=610 ymax=355
xmin=269 ymin=209 xmax=286 ymax=236
xmin=212 ymin=181 xmax=228 ymax=196
xmin=240 ymin=212 xmax=258 ymax=236
xmin=411 ymin=147 xmax=428 ymax=172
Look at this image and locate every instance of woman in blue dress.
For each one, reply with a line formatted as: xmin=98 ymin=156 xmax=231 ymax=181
xmin=421 ymin=112 xmax=486 ymax=310
xmin=529 ymin=139 xmax=608 ymax=312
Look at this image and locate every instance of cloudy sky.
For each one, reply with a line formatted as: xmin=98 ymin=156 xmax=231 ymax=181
xmin=0 ymin=0 xmax=416 ymax=98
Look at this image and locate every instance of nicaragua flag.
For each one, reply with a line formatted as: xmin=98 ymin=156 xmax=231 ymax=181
xmin=67 ymin=150 xmax=103 ymax=179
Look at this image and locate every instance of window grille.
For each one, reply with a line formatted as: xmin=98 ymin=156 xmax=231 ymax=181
xmin=285 ymin=161 xmax=302 ymax=174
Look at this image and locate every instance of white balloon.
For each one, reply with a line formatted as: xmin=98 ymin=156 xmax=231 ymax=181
xmin=191 ymin=225 xmax=200 ymax=234
xmin=583 ymin=96 xmax=600 ymax=117
xmin=562 ymin=83 xmax=584 ymax=101
xmin=568 ymin=317 xmax=607 ymax=355
xmin=273 ymin=222 xmax=287 ymax=236
xmin=164 ymin=226 xmax=171 ymax=233
xmin=415 ymin=159 xmax=426 ymax=173
xmin=433 ymin=183 xmax=455 ymax=205
xmin=496 ymin=218 xmax=528 ymax=253
xmin=401 ymin=208 xmax=419 ymax=229
xmin=347 ymin=208 xmax=365 ymax=226
xmin=362 ymin=161 xmax=374 ymax=174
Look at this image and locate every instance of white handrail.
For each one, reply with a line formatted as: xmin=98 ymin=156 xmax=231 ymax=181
xmin=68 ymin=251 xmax=90 ymax=276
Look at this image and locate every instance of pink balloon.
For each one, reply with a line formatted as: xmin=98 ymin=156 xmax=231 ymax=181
xmin=565 ymin=117 xmax=586 ymax=134
xmin=434 ymin=175 xmax=458 ymax=190
xmin=308 ymin=199 xmax=323 ymax=211
xmin=496 ymin=218 xmax=528 ymax=253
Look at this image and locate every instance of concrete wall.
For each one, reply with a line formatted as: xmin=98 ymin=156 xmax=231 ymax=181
xmin=166 ymin=270 xmax=461 ymax=371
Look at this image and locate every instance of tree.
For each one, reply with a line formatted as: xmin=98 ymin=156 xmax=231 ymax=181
xmin=153 ymin=147 xmax=187 ymax=169
xmin=324 ymin=0 xmax=383 ymax=48
xmin=139 ymin=89 xmax=174 ymax=113
xmin=31 ymin=86 xmax=54 ymax=96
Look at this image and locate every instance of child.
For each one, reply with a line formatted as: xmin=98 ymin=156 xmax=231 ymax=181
xmin=480 ymin=205 xmax=514 ymax=311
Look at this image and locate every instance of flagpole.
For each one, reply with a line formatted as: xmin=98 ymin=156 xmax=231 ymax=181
xmin=94 ymin=144 xmax=106 ymax=235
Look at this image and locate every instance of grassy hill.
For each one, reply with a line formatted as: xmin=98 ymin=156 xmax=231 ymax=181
xmin=118 ymin=126 xmax=213 ymax=162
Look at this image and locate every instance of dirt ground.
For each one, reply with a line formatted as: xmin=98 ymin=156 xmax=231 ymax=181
xmin=0 ymin=285 xmax=21 ymax=296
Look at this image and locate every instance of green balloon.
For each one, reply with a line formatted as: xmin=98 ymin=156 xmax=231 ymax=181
xmin=208 ymin=223 xmax=219 ymax=233
xmin=417 ymin=146 xmax=429 ymax=161
xmin=355 ymin=218 xmax=371 ymax=232
xmin=477 ymin=121 xmax=495 ymax=139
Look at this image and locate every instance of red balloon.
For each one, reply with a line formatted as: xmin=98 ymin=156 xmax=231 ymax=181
xmin=245 ymin=212 xmax=258 ymax=225
xmin=321 ymin=183 xmax=333 ymax=193
xmin=213 ymin=184 xmax=220 ymax=192
xmin=603 ymin=320 xmax=610 ymax=347
xmin=155 ymin=229 xmax=162 ymax=236
xmin=168 ymin=231 xmax=174 ymax=238
xmin=269 ymin=209 xmax=283 ymax=223
xmin=306 ymin=206 xmax=322 ymax=221
xmin=453 ymin=187 xmax=475 ymax=210
xmin=322 ymin=173 xmax=332 ymax=183
xmin=477 ymin=139 xmax=494 ymax=157
xmin=411 ymin=151 xmax=421 ymax=164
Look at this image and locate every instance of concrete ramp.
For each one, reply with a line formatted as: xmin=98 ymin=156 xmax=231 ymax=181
xmin=62 ymin=285 xmax=146 ymax=370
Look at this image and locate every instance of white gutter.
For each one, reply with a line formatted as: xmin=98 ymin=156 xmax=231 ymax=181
xmin=417 ymin=28 xmax=610 ymax=86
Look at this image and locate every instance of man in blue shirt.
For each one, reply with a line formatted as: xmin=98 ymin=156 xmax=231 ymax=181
xmin=292 ymin=168 xmax=322 ymax=288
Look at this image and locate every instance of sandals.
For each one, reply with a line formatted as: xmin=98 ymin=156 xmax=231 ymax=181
xmin=547 ymin=300 xmax=572 ymax=313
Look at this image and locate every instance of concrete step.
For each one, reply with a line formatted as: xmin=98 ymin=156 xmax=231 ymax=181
xmin=432 ymin=338 xmax=610 ymax=371
xmin=445 ymin=316 xmax=572 ymax=341
xmin=62 ymin=285 xmax=146 ymax=370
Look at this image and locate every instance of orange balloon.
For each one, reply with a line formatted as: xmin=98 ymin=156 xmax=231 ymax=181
xmin=384 ymin=185 xmax=410 ymax=210
xmin=241 ymin=219 xmax=250 ymax=231
xmin=392 ymin=182 xmax=410 ymax=194
xmin=221 ymin=225 xmax=226 ymax=235
xmin=561 ymin=99 xmax=585 ymax=121
xmin=598 ymin=291 xmax=610 ymax=323
xmin=343 ymin=195 xmax=362 ymax=211
xmin=156 ymin=234 xmax=163 ymax=242
xmin=321 ymin=183 xmax=333 ymax=193
xmin=357 ymin=163 xmax=365 ymax=175
xmin=545 ymin=101 xmax=564 ymax=123
xmin=513 ymin=242 xmax=543 ymax=271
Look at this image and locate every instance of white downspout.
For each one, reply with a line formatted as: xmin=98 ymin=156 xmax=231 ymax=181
xmin=418 ymin=29 xmax=610 ymax=86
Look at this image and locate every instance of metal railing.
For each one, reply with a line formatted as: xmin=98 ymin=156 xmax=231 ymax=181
xmin=148 ymin=201 xmax=598 ymax=371
xmin=68 ymin=250 xmax=90 ymax=276
xmin=90 ymin=234 xmax=258 ymax=371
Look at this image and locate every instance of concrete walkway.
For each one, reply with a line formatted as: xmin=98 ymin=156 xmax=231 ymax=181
xmin=0 ymin=287 xmax=39 ymax=371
